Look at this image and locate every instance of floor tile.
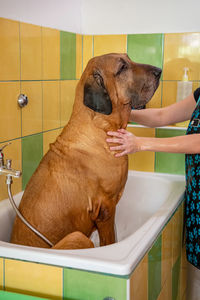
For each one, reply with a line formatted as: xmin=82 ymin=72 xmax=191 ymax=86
xmin=0 ymin=290 xmax=46 ymax=299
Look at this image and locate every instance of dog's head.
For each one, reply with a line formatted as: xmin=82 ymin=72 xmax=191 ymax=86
xmin=78 ymin=53 xmax=161 ymax=128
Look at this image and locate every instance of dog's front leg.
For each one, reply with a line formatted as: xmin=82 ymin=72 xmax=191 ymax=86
xmin=96 ymin=214 xmax=116 ymax=246
xmin=94 ymin=201 xmax=116 ymax=246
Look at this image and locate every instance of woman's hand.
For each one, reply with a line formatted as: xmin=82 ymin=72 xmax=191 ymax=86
xmin=106 ymin=129 xmax=141 ymax=157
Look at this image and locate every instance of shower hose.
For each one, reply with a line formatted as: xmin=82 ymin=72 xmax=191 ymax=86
xmin=6 ymin=175 xmax=53 ymax=247
xmin=7 ymin=175 xmax=118 ymax=248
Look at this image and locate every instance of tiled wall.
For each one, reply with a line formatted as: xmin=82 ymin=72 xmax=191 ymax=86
xmin=0 ymin=17 xmax=200 ymax=201
xmin=0 ymin=200 xmax=185 ymax=299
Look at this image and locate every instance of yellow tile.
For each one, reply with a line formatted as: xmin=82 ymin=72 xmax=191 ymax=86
xmin=163 ymin=33 xmax=200 ymax=81
xmin=42 ymin=27 xmax=60 ymax=80
xmin=162 ymin=81 xmax=189 ymax=127
xmin=127 ymin=127 xmax=155 ymax=172
xmin=21 ymin=81 xmax=42 ymax=136
xmin=162 ymin=218 xmax=173 ymax=287
xmin=172 ymin=206 xmax=183 ymax=265
xmin=0 ymin=139 xmax=22 ymax=201
xmin=146 ymin=82 xmax=162 ymax=109
xmin=83 ymin=35 xmax=93 ymax=71
xmin=157 ymin=272 xmax=172 ymax=300
xmin=43 ymin=81 xmax=60 ymax=131
xmin=0 ymin=82 xmax=21 ymax=143
xmin=162 ymin=81 xmax=177 ymax=109
xmin=162 ymin=80 xmax=199 ymax=109
xmin=130 ymin=254 xmax=148 ymax=300
xmin=20 ymin=22 xmax=42 ymax=80
xmin=94 ymin=35 xmax=127 ymax=57
xmin=0 ymin=258 xmax=3 ymax=289
xmin=43 ymin=129 xmax=62 ymax=155
xmin=60 ymin=80 xmax=78 ymax=126
xmin=162 ymin=81 xmax=190 ymax=127
xmin=76 ymin=34 xmax=83 ymax=79
xmin=180 ymin=245 xmax=187 ymax=299
xmin=5 ymin=259 xmax=62 ymax=299
xmin=0 ymin=18 xmax=20 ymax=80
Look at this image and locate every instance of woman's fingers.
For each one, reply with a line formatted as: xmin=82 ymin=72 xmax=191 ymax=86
xmin=117 ymin=128 xmax=127 ymax=134
xmin=110 ymin=145 xmax=125 ymax=151
xmin=107 ymin=131 xmax=123 ymax=138
xmin=115 ymin=150 xmax=128 ymax=157
xmin=106 ymin=138 xmax=124 ymax=144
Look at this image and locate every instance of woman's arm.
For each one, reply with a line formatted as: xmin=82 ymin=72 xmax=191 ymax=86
xmin=130 ymin=93 xmax=196 ymax=127
xmin=106 ymin=130 xmax=200 ymax=157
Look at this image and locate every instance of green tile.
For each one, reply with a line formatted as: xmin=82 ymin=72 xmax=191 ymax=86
xmin=60 ymin=31 xmax=76 ymax=79
xmin=127 ymin=34 xmax=164 ymax=69
xmin=22 ymin=133 xmax=43 ymax=190
xmin=0 ymin=290 xmax=45 ymax=299
xmin=155 ymin=129 xmax=186 ymax=175
xmin=172 ymin=256 xmax=181 ymax=300
xmin=148 ymin=234 xmax=162 ymax=300
xmin=63 ymin=268 xmax=127 ymax=300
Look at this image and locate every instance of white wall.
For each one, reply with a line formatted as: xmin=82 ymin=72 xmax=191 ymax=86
xmin=0 ymin=0 xmax=82 ymax=33
xmin=0 ymin=0 xmax=200 ymax=34
xmin=82 ymin=0 xmax=200 ymax=34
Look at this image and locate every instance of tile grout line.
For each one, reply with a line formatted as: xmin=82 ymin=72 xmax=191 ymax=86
xmin=62 ymin=268 xmax=64 ymax=300
xmin=3 ymin=258 xmax=5 ymax=291
xmin=19 ymin=21 xmax=22 ymax=140
xmin=0 ymin=127 xmax=64 ymax=145
xmin=82 ymin=34 xmax=83 ymax=74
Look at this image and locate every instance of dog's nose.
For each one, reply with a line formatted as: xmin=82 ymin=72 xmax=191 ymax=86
xmin=152 ymin=67 xmax=162 ymax=79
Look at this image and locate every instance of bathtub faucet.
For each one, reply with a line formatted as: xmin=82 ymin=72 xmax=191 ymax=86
xmin=0 ymin=143 xmax=21 ymax=178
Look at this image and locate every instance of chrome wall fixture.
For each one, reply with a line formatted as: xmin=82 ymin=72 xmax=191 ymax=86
xmin=18 ymin=94 xmax=28 ymax=108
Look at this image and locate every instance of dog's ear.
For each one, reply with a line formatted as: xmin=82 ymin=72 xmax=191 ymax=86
xmin=83 ymin=71 xmax=112 ymax=115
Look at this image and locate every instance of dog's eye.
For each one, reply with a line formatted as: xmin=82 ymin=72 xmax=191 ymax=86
xmin=116 ymin=63 xmax=128 ymax=76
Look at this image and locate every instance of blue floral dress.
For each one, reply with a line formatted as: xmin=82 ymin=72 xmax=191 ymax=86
xmin=186 ymin=87 xmax=200 ymax=269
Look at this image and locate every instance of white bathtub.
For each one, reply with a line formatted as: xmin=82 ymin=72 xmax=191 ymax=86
xmin=0 ymin=171 xmax=185 ymax=276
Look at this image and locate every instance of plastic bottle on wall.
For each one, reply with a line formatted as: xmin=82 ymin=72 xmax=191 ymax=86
xmin=175 ymin=67 xmax=193 ymax=127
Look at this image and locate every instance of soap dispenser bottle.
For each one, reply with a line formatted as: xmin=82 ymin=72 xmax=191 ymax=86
xmin=176 ymin=67 xmax=192 ymax=127
xmin=176 ymin=67 xmax=193 ymax=102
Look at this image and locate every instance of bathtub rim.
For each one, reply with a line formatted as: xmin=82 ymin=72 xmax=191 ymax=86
xmin=0 ymin=170 xmax=185 ymax=276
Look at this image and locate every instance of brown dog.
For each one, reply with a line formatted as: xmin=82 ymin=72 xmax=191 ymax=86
xmin=11 ymin=53 xmax=161 ymax=249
